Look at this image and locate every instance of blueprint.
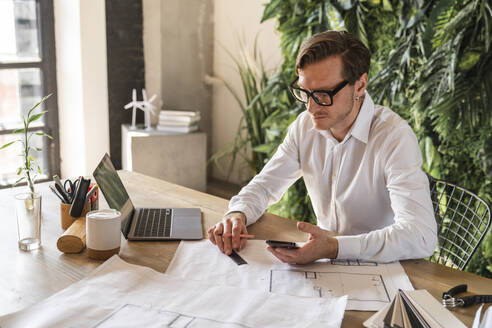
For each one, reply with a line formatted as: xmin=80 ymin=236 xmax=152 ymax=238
xmin=270 ymin=269 xmax=389 ymax=302
xmin=0 ymin=256 xmax=346 ymax=328
xmin=166 ymin=240 xmax=413 ymax=311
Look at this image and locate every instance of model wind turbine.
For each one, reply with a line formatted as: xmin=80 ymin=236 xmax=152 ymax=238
xmin=141 ymin=89 xmax=157 ymax=130
xmin=123 ymin=89 xmax=142 ymax=129
xmin=123 ymin=89 xmax=158 ymax=130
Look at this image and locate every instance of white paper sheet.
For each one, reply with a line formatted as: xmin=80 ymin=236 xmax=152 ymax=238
xmin=0 ymin=255 xmax=347 ymax=328
xmin=166 ymin=240 xmax=413 ymax=311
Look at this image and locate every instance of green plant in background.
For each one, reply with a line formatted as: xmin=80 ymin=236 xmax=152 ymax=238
xmin=0 ymin=95 xmax=52 ymax=193
xmin=209 ymin=37 xmax=273 ymax=179
xmin=365 ymin=0 xmax=492 ymax=276
xmin=215 ymin=0 xmax=492 ymax=276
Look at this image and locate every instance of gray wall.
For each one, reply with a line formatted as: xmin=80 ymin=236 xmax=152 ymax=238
xmin=160 ymin=0 xmax=214 ymax=169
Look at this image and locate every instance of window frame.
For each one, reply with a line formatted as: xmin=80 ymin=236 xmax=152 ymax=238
xmin=0 ymin=0 xmax=60 ymax=188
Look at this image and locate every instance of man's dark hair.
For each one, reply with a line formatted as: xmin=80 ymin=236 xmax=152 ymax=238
xmin=295 ymin=30 xmax=371 ymax=85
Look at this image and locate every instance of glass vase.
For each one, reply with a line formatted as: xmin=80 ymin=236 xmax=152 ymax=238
xmin=15 ymin=192 xmax=42 ymax=251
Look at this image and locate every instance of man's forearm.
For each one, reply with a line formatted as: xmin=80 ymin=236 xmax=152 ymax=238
xmin=227 ymin=127 xmax=302 ymax=226
xmin=335 ymin=218 xmax=436 ymax=262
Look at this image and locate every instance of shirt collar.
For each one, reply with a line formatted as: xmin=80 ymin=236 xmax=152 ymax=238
xmin=309 ymin=91 xmax=375 ymax=144
xmin=345 ymin=91 xmax=374 ymax=144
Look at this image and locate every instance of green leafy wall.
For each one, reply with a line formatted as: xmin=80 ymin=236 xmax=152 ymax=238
xmin=256 ymin=0 xmax=492 ymax=277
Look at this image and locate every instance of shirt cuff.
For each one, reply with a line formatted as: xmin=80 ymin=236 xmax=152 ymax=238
xmin=225 ymin=205 xmax=256 ymax=226
xmin=335 ymin=235 xmax=362 ymax=260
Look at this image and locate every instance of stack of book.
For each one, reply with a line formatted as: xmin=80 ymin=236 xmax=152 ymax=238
xmin=364 ymin=289 xmax=466 ymax=328
xmin=156 ymin=110 xmax=200 ymax=133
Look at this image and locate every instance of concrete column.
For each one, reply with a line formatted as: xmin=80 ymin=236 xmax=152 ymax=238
xmin=54 ymin=0 xmax=110 ymax=177
xmin=160 ymin=0 xmax=214 ymax=167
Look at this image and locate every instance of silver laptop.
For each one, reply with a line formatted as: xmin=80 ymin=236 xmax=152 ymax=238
xmin=93 ymin=153 xmax=202 ymax=240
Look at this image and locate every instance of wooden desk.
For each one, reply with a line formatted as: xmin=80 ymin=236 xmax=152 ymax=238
xmin=0 ymin=171 xmax=490 ymax=326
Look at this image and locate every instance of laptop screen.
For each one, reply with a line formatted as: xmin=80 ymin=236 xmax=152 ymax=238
xmin=93 ymin=153 xmax=134 ymax=236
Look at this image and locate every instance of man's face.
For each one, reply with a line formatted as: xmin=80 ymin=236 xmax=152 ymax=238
xmin=297 ymin=56 xmax=356 ymax=132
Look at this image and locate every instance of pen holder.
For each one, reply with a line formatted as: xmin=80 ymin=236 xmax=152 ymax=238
xmin=60 ymin=201 xmax=90 ymax=230
xmin=57 ymin=218 xmax=86 ymax=253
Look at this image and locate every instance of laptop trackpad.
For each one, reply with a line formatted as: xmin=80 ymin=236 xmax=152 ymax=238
xmin=171 ymin=208 xmax=202 ymax=240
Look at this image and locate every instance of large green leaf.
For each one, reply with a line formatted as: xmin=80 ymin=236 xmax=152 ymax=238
xmin=459 ymin=50 xmax=481 ymax=70
xmin=27 ymin=94 xmax=51 ymax=117
xmin=0 ymin=141 xmax=15 ymax=150
xmin=261 ymin=0 xmax=282 ymax=23
xmin=27 ymin=110 xmax=48 ymax=124
xmin=252 ymin=144 xmax=272 ymax=154
xmin=35 ymin=132 xmax=53 ymax=139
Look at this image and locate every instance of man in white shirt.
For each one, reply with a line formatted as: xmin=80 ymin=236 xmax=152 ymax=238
xmin=208 ymin=30 xmax=437 ymax=264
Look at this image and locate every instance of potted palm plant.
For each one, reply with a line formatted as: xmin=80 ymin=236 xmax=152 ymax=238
xmin=0 ymin=94 xmax=52 ymax=250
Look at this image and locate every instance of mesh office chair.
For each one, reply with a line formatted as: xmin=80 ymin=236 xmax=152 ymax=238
xmin=427 ymin=175 xmax=491 ymax=270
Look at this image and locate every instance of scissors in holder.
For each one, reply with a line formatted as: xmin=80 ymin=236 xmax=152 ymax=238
xmin=63 ymin=178 xmax=80 ymax=203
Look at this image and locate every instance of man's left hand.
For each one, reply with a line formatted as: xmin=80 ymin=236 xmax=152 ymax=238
xmin=267 ymin=222 xmax=338 ymax=265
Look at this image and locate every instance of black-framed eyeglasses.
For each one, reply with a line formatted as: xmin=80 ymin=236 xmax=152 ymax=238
xmin=289 ymin=78 xmax=349 ymax=106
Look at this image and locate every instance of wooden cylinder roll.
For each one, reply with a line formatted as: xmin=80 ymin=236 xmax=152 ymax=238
xmin=57 ymin=218 xmax=86 ymax=253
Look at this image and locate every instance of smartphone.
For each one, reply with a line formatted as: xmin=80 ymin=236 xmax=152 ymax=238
xmin=265 ymin=240 xmax=298 ymax=249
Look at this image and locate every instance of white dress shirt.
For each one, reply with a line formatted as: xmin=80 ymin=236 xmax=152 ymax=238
xmin=228 ymin=92 xmax=437 ymax=262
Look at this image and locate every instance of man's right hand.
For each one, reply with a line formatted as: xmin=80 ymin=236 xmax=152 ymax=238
xmin=208 ymin=212 xmax=248 ymax=255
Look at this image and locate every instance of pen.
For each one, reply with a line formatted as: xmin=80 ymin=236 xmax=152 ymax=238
xmin=219 ymin=233 xmax=255 ymax=239
xmin=49 ymin=184 xmax=67 ymax=203
xmin=53 ymin=175 xmax=71 ymax=203
xmin=54 ymin=181 xmax=71 ymax=204
xmin=53 ymin=174 xmax=64 ymax=190
xmin=85 ymin=185 xmax=98 ymax=202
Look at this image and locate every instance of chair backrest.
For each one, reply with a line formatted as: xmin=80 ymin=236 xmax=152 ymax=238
xmin=427 ymin=175 xmax=491 ymax=270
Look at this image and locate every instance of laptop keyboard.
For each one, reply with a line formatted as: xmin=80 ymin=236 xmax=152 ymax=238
xmin=134 ymin=208 xmax=172 ymax=237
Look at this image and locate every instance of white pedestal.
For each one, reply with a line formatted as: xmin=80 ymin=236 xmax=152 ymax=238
xmin=121 ymin=124 xmax=207 ymax=192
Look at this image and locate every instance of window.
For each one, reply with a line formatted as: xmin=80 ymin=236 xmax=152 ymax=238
xmin=0 ymin=0 xmax=59 ymax=188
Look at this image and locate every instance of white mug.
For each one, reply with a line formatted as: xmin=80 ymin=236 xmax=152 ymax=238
xmin=86 ymin=209 xmax=121 ymax=260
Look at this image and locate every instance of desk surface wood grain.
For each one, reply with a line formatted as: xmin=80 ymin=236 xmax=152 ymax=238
xmin=0 ymin=170 xmax=490 ymax=326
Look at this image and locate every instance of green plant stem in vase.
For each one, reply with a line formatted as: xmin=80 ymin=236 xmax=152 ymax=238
xmin=0 ymin=94 xmax=52 ymax=191
xmin=0 ymin=94 xmax=52 ymax=250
